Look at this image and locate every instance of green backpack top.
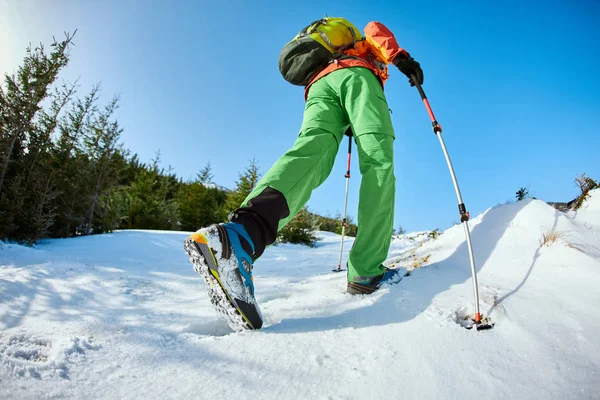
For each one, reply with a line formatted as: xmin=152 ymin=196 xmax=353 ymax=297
xmin=278 ymin=17 xmax=363 ymax=86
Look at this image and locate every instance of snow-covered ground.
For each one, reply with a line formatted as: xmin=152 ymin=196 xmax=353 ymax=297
xmin=1 ymin=191 xmax=599 ymax=399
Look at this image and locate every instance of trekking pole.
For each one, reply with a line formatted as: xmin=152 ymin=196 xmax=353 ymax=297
xmin=410 ymin=75 xmax=492 ymax=330
xmin=333 ymin=129 xmax=353 ymax=272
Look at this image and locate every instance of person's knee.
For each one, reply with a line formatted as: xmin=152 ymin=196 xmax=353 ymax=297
xmin=298 ymin=126 xmax=344 ymax=146
xmin=357 ymin=135 xmax=394 ymax=170
xmin=353 ymin=127 xmax=394 ymax=139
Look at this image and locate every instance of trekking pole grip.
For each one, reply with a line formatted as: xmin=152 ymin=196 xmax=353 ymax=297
xmin=411 ymin=74 xmax=442 ymax=134
xmin=411 ymin=74 xmax=427 ymax=100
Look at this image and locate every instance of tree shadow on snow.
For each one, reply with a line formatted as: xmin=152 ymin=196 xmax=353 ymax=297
xmin=266 ymin=200 xmax=531 ymax=334
xmin=0 ymin=274 xmax=39 ymax=330
xmin=0 ymin=263 xmax=279 ymax=379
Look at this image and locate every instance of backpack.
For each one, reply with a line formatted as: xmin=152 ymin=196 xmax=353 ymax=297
xmin=278 ymin=17 xmax=363 ymax=86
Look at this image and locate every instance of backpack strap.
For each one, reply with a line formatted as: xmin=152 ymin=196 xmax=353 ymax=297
xmin=322 ymin=21 xmax=359 ymax=51
xmin=339 ymin=21 xmax=358 ymax=50
xmin=302 ymin=18 xmax=360 ymax=52
xmin=299 ymin=19 xmax=326 ymax=38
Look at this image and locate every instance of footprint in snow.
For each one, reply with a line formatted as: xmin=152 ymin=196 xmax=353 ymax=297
xmin=0 ymin=333 xmax=99 ymax=380
xmin=119 ymin=278 xmax=164 ymax=301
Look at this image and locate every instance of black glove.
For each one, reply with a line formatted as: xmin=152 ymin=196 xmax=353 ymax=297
xmin=393 ymin=53 xmax=424 ymax=87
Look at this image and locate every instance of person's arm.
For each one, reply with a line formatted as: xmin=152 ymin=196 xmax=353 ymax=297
xmin=364 ymin=22 xmax=408 ymax=64
xmin=365 ymin=21 xmax=424 ymax=86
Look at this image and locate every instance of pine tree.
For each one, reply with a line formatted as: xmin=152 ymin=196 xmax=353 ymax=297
xmin=197 ymin=161 xmax=214 ymax=184
xmin=226 ymin=157 xmax=260 ymax=213
xmin=98 ymin=150 xmax=130 ymax=232
xmin=176 ymin=161 xmax=228 ymax=231
xmin=516 ymin=187 xmax=529 ymax=201
xmin=52 ymin=86 xmax=100 ymax=237
xmin=83 ymin=96 xmax=124 ymax=234
xmin=119 ymin=151 xmax=180 ymax=230
xmin=0 ymin=33 xmax=74 ymax=197
xmin=18 ymin=81 xmax=77 ymax=242
xmin=0 ymin=32 xmax=75 ymax=241
xmin=396 ymin=225 xmax=406 ymax=235
xmin=278 ymin=207 xmax=319 ymax=247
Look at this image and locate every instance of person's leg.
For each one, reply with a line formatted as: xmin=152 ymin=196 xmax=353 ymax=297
xmin=325 ymin=67 xmax=396 ymax=284
xmin=349 ymin=134 xmax=395 ymax=283
xmin=231 ymin=75 xmax=348 ymax=258
xmin=184 ymin=79 xmax=348 ymax=330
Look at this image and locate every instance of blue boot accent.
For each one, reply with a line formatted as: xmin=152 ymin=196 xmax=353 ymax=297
xmin=221 ymin=222 xmax=256 ymax=294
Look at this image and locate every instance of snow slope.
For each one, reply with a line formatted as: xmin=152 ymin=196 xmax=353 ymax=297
xmin=1 ymin=191 xmax=599 ymax=399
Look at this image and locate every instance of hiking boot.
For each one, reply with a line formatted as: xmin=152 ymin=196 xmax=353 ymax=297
xmin=183 ymin=222 xmax=263 ymax=330
xmin=347 ymin=267 xmax=405 ymax=295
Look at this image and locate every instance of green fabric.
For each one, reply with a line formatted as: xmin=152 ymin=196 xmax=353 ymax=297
xmin=243 ymin=67 xmax=395 ymax=282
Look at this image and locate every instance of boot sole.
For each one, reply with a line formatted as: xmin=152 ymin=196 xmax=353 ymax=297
xmin=347 ymin=268 xmax=408 ymax=295
xmin=184 ymin=235 xmax=260 ymax=331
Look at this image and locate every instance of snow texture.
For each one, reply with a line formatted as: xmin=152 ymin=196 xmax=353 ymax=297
xmin=1 ymin=190 xmax=600 ymax=399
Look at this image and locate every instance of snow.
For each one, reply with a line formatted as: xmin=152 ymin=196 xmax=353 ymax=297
xmin=2 ymin=191 xmax=600 ymax=399
xmin=204 ymin=182 xmax=230 ymax=192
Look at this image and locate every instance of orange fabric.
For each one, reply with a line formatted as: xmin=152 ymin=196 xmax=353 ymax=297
xmin=364 ymin=21 xmax=406 ymax=63
xmin=304 ymin=21 xmax=407 ymax=100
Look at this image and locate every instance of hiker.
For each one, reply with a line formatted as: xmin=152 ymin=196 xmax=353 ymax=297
xmin=184 ymin=18 xmax=424 ymax=330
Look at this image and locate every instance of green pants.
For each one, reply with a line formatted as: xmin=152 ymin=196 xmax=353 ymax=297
xmin=243 ymin=67 xmax=395 ymax=282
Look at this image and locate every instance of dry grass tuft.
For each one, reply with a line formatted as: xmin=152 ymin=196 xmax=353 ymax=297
xmin=566 ymin=243 xmax=584 ymax=253
xmin=539 ymin=230 xmax=566 ymax=247
xmin=411 ymin=254 xmax=431 ymax=269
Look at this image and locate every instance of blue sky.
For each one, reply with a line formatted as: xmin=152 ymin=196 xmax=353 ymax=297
xmin=1 ymin=0 xmax=598 ymax=233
